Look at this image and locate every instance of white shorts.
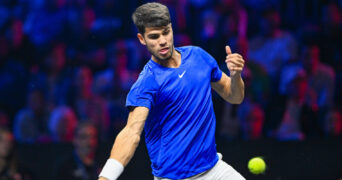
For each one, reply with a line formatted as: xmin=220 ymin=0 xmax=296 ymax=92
xmin=154 ymin=153 xmax=245 ymax=180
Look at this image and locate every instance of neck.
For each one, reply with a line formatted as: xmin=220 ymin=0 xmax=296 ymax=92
xmin=152 ymin=47 xmax=181 ymax=68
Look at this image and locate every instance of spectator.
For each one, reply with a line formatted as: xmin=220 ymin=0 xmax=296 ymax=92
xmin=275 ymin=69 xmax=320 ymax=140
xmin=301 ymin=44 xmax=335 ymax=124
xmin=0 ymin=128 xmax=32 ymax=179
xmin=69 ymin=67 xmax=110 ymax=141
xmin=48 ymin=106 xmax=78 ymax=142
xmin=54 ymin=122 xmax=100 ymax=180
xmin=13 ymin=89 xmax=50 ymax=143
xmin=29 ymin=43 xmax=72 ymax=111
xmin=248 ymin=9 xmax=297 ymax=81
xmin=23 ymin=0 xmax=67 ymax=49
xmin=95 ymin=40 xmax=141 ymax=134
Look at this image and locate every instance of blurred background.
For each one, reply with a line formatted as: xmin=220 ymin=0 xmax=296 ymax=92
xmin=0 ymin=0 xmax=341 ymax=179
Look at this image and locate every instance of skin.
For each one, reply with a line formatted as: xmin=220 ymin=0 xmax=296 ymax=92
xmin=99 ymin=23 xmax=244 ymax=180
xmin=138 ymin=24 xmax=180 ymax=68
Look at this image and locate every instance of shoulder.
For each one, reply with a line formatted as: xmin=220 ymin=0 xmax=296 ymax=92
xmin=137 ymin=63 xmax=156 ymax=83
xmin=132 ymin=63 xmax=159 ymax=90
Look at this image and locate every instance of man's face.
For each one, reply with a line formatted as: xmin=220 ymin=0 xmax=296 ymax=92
xmin=138 ymin=24 xmax=174 ymax=62
xmin=74 ymin=125 xmax=98 ymax=156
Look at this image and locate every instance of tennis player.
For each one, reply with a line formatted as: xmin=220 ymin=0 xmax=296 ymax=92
xmin=99 ymin=2 xmax=245 ymax=180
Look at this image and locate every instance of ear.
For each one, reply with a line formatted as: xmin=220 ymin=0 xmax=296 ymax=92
xmin=137 ymin=33 xmax=146 ymax=45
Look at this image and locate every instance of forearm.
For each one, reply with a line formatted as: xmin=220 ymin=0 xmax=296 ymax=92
xmin=98 ymin=128 xmax=140 ymax=180
xmin=99 ymin=107 xmax=148 ymax=180
xmin=214 ymin=73 xmax=244 ymax=104
xmin=228 ymin=74 xmax=245 ymax=104
xmin=110 ymin=126 xmax=141 ymax=166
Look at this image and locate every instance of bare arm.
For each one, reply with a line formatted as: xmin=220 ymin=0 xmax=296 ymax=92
xmin=99 ymin=106 xmax=149 ymax=180
xmin=211 ymin=72 xmax=244 ymax=104
xmin=211 ymin=46 xmax=245 ymax=104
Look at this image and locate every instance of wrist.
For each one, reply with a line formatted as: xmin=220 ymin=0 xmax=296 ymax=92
xmin=231 ymin=73 xmax=242 ymax=79
xmin=99 ymin=158 xmax=124 ymax=180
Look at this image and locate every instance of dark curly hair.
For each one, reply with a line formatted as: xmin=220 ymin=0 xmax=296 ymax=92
xmin=132 ymin=2 xmax=171 ymax=35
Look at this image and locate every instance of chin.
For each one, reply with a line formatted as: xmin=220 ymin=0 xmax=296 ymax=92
xmin=163 ymin=55 xmax=173 ymax=61
xmin=156 ymin=53 xmax=172 ymax=61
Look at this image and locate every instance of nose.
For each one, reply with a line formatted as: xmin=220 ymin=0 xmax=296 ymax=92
xmin=159 ymin=36 xmax=167 ymax=46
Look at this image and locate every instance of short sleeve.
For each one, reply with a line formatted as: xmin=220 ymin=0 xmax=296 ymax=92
xmin=126 ymin=68 xmax=159 ymax=110
xmin=197 ymin=47 xmax=222 ymax=82
xmin=210 ymin=60 xmax=223 ymax=82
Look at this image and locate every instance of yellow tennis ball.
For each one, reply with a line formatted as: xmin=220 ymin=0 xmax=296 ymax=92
xmin=248 ymin=157 xmax=266 ymax=174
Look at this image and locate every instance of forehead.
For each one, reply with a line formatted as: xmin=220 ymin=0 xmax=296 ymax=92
xmin=144 ymin=24 xmax=171 ymax=34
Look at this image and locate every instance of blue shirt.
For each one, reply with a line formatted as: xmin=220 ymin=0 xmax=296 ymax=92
xmin=126 ymin=46 xmax=222 ymax=179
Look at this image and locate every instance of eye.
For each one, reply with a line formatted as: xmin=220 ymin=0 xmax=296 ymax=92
xmin=148 ymin=34 xmax=159 ymax=39
xmin=163 ymin=30 xmax=170 ymax=35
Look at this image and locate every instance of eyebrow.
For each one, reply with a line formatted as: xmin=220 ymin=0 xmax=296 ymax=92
xmin=147 ymin=33 xmax=159 ymax=39
xmin=146 ymin=26 xmax=170 ymax=36
xmin=163 ymin=27 xmax=170 ymax=32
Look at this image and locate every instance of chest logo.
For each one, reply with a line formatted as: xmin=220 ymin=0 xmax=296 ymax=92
xmin=178 ymin=70 xmax=186 ymax=78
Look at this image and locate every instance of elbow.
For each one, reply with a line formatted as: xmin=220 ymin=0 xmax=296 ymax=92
xmin=233 ymin=98 xmax=244 ymax=104
xmin=236 ymin=94 xmax=245 ymax=104
xmin=227 ymin=93 xmax=244 ymax=104
xmin=230 ymin=98 xmax=244 ymax=104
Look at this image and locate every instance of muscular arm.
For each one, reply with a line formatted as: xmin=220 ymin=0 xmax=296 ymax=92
xmin=99 ymin=106 xmax=149 ymax=180
xmin=211 ymin=72 xmax=245 ymax=104
xmin=211 ymin=46 xmax=245 ymax=104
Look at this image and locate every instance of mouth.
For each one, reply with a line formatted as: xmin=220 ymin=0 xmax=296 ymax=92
xmin=159 ymin=47 xmax=169 ymax=55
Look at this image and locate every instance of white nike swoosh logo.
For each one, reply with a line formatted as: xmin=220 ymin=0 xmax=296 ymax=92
xmin=178 ymin=70 xmax=186 ymax=78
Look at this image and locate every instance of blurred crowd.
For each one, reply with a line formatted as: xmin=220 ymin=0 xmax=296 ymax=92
xmin=0 ymin=0 xmax=342 ymax=177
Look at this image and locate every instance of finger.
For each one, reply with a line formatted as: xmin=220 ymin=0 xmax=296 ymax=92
xmin=226 ymin=58 xmax=245 ymax=65
xmin=226 ymin=53 xmax=243 ymax=59
xmin=228 ymin=64 xmax=243 ymax=71
xmin=226 ymin=55 xmax=245 ymax=61
xmin=233 ymin=53 xmax=243 ymax=59
xmin=232 ymin=67 xmax=243 ymax=72
xmin=225 ymin=45 xmax=232 ymax=55
xmin=227 ymin=62 xmax=244 ymax=69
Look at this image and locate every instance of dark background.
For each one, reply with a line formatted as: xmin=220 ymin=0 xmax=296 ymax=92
xmin=0 ymin=0 xmax=342 ymax=179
